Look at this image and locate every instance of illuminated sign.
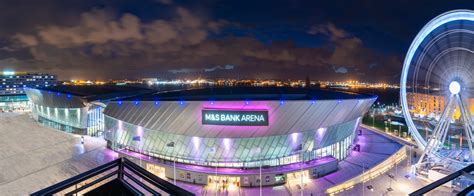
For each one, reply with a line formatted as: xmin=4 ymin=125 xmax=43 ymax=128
xmin=202 ymin=109 xmax=269 ymax=126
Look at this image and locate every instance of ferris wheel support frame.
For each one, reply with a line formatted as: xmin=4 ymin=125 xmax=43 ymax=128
xmin=401 ymin=10 xmax=474 ymax=169
xmin=416 ymin=93 xmax=474 ymax=168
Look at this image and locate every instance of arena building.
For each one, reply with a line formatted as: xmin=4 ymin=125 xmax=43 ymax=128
xmin=102 ymin=87 xmax=376 ymax=185
xmin=25 ymin=85 xmax=152 ymax=135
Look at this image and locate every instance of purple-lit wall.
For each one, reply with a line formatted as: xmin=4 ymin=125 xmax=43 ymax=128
xmin=104 ymin=98 xmax=375 ymax=138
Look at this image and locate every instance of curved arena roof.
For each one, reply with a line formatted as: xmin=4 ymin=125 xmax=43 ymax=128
xmin=104 ymin=87 xmax=377 ymax=138
xmin=125 ymin=87 xmax=377 ymax=101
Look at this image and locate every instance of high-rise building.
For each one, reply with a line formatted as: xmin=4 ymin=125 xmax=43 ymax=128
xmin=0 ymin=71 xmax=56 ymax=95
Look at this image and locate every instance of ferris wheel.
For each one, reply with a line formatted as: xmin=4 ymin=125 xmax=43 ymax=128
xmin=400 ymin=10 xmax=474 ymax=170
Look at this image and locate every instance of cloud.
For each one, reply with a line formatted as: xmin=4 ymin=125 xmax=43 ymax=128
xmin=13 ymin=33 xmax=38 ymax=46
xmin=332 ymin=65 xmax=348 ymax=74
xmin=168 ymin=68 xmax=196 ymax=74
xmin=156 ymin=0 xmax=173 ymax=5
xmin=204 ymin=64 xmax=235 ymax=72
xmin=4 ymin=8 xmax=401 ymax=82
xmin=169 ymin=64 xmax=235 ymax=74
xmin=14 ymin=7 xmax=221 ymax=48
xmin=308 ymin=22 xmax=348 ymax=41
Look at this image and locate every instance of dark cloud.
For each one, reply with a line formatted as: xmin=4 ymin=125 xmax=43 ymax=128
xmin=0 ymin=0 xmax=427 ymax=82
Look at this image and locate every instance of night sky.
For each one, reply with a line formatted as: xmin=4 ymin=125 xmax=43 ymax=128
xmin=0 ymin=0 xmax=472 ymax=82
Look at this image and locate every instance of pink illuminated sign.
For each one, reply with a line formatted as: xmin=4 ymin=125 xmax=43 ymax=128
xmin=202 ymin=109 xmax=269 ymax=126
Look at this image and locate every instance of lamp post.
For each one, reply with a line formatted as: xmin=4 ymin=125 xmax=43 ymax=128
xmin=300 ymin=144 xmax=304 ymax=196
xmin=362 ymin=162 xmax=365 ymax=196
xmin=166 ymin=141 xmax=176 ymax=185
xmin=387 ymin=173 xmax=394 ymax=192
xmin=174 ymin=159 xmax=176 ymax=185
xmin=371 ymin=113 xmax=375 ymax=127
xmin=260 ymin=161 xmax=262 ymax=196
xmin=388 ymin=118 xmax=392 ymax=132
xmin=398 ymin=124 xmax=401 ymax=137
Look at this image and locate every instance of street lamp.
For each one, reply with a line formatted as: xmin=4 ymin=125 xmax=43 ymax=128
xmin=366 ymin=185 xmax=374 ymax=192
xmin=300 ymin=143 xmax=304 ymax=196
xmin=166 ymin=141 xmax=176 ymax=185
xmin=370 ymin=113 xmax=375 ymax=127
xmin=388 ymin=118 xmax=392 ymax=132
xmin=387 ymin=173 xmax=394 ymax=192
xmin=362 ymin=162 xmax=365 ymax=196
xmin=398 ymin=124 xmax=401 ymax=137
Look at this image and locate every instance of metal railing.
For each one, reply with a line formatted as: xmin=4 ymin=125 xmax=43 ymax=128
xmin=31 ymin=157 xmax=194 ymax=196
xmin=410 ymin=163 xmax=474 ymax=196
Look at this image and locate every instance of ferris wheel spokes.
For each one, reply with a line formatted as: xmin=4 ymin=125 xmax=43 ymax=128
xmin=457 ymin=95 xmax=474 ymax=160
xmin=417 ymin=94 xmax=455 ymax=167
xmin=417 ymin=92 xmax=474 ymax=168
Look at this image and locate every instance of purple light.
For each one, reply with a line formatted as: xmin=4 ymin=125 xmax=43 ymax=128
xmin=245 ymin=100 xmax=250 ymax=105
xmin=317 ymin=128 xmax=326 ymax=137
xmin=193 ymin=136 xmax=200 ymax=149
xmin=223 ymin=138 xmax=231 ymax=150
xmin=292 ymin=132 xmax=298 ymax=143
xmin=210 ymin=101 xmax=214 ymax=105
xmin=137 ymin=126 xmax=143 ymax=136
xmin=118 ymin=120 xmax=123 ymax=130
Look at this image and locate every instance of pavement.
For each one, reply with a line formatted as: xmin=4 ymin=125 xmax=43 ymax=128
xmin=0 ymin=112 xmax=457 ymax=195
xmin=0 ymin=112 xmax=117 ymax=195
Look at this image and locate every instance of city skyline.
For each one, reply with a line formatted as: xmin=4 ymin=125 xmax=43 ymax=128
xmin=0 ymin=0 xmax=472 ymax=81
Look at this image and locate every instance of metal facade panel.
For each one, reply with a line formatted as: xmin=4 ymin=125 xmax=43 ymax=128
xmin=25 ymin=88 xmax=86 ymax=108
xmin=104 ymin=97 xmax=376 ymax=138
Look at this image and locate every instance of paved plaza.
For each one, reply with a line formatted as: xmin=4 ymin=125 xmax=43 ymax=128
xmin=0 ymin=112 xmax=457 ymax=195
xmin=0 ymin=112 xmax=116 ymax=195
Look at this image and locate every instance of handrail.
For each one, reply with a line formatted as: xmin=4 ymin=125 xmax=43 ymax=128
xmin=326 ymin=145 xmax=407 ymax=195
xmin=409 ymin=164 xmax=474 ymax=196
xmin=31 ymin=158 xmax=119 ymax=195
xmin=30 ymin=157 xmax=194 ymax=196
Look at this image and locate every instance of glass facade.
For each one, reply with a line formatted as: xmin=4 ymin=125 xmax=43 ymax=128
xmin=105 ymin=116 xmax=359 ymax=168
xmin=0 ymin=95 xmax=29 ymax=111
xmin=30 ymin=102 xmax=104 ymax=136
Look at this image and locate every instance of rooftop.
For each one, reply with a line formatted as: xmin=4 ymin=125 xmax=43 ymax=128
xmin=36 ymin=85 xmax=153 ymax=101
xmin=125 ymin=87 xmax=377 ymax=101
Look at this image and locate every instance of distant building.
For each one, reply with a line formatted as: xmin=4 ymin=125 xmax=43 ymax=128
xmin=0 ymin=71 xmax=56 ymax=95
xmin=407 ymin=92 xmax=474 ymax=119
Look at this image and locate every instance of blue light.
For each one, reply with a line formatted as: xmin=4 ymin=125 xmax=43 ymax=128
xmin=134 ymin=101 xmax=139 ymax=105
xmin=67 ymin=94 xmax=71 ymax=99
xmin=2 ymin=71 xmax=15 ymax=75
xmin=179 ymin=100 xmax=185 ymax=106
xmin=118 ymin=101 xmax=123 ymax=106
xmin=245 ymin=100 xmax=250 ymax=105
xmin=280 ymin=100 xmax=285 ymax=105
xmin=154 ymin=101 xmax=160 ymax=106
xmin=311 ymin=100 xmax=316 ymax=104
xmin=47 ymin=91 xmax=51 ymax=95
xmin=56 ymin=92 xmax=61 ymax=96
